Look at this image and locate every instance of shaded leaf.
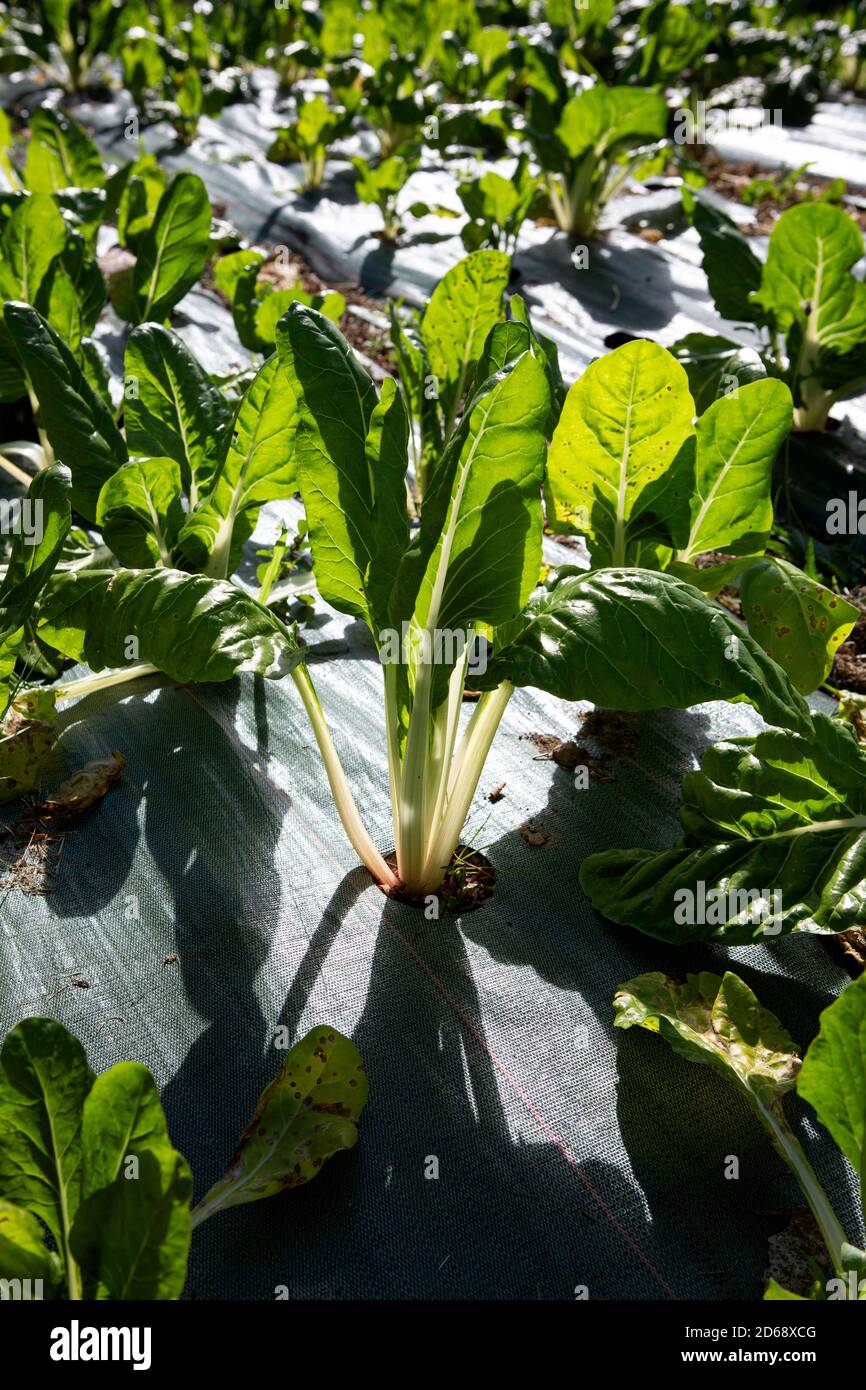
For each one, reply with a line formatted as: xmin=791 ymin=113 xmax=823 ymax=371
xmin=0 ymin=1017 xmax=93 ymax=1259
xmin=180 ymin=353 xmax=298 ymax=579
xmin=97 ymin=456 xmax=184 ymax=568
xmin=71 ymin=1149 xmax=192 ymax=1301
xmin=3 ymin=302 xmax=127 ymax=521
xmin=581 ymin=714 xmax=866 ymax=942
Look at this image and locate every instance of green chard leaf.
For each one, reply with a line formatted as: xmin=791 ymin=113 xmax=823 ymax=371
xmin=124 ymin=324 xmax=232 ymax=505
xmin=677 ymin=378 xmax=793 ymax=561
xmin=38 ymin=568 xmax=299 ymax=682
xmin=738 ymin=556 xmax=858 ymax=695
xmin=70 ymin=1150 xmax=192 ymax=1301
xmin=0 ymin=1199 xmax=63 ymax=1291
xmin=754 ymin=203 xmax=866 ymax=360
xmin=213 ymin=247 xmax=265 ymax=351
xmin=613 ymin=970 xmax=854 ymax=1288
xmin=0 ymin=194 xmax=68 ymax=395
xmin=23 ymin=107 xmax=104 ymax=193
xmin=180 ymin=352 xmax=299 ymax=579
xmin=478 ymin=566 xmax=811 ymax=737
xmin=191 ymin=1027 xmax=367 ymax=1225
xmin=0 ymin=1018 xmax=94 ymax=1291
xmin=0 ymin=463 xmax=72 ymax=646
xmin=0 ymin=193 xmax=67 ymax=303
xmin=70 ymin=1062 xmax=192 ymax=1301
xmin=555 ymin=85 xmax=667 ymax=162
xmin=388 ymin=301 xmax=441 ymax=488
xmin=117 ymin=155 xmax=167 ymax=254
xmin=510 ymin=292 xmax=566 ymax=436
xmin=544 ymin=339 xmax=694 ymax=564
xmin=684 ymin=190 xmax=766 ymax=325
xmin=96 ymin=457 xmax=185 ymax=568
xmin=581 ymin=713 xmax=866 ymax=943
xmin=613 ymin=970 xmax=801 ymax=1113
xmin=3 ymin=302 xmax=127 ymax=521
xmin=129 ymin=172 xmax=212 ymax=324
xmin=798 ymin=972 xmax=866 ymax=1183
xmin=669 ymin=332 xmax=767 ymax=415
xmin=277 ymin=302 xmax=407 ymax=632
xmin=398 ymin=335 xmax=549 ymax=655
xmin=420 ymin=248 xmax=511 ymax=434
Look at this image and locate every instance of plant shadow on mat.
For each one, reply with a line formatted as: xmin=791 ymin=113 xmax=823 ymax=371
xmin=209 ymin=879 xmax=666 ymax=1302
xmin=40 ymin=676 xmax=293 ymax=1260
xmin=153 ymin=678 xmax=293 ymax=1205
xmin=454 ymin=708 xmax=862 ymax=1298
xmin=514 ymin=232 xmax=683 ymax=336
xmin=613 ymin=993 xmax=863 ymax=1301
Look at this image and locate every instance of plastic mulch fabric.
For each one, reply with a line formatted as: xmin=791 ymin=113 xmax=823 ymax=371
xmin=0 ymin=598 xmax=861 ymax=1301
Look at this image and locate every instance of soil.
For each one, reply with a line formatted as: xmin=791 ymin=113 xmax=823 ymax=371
xmin=517 ymin=820 xmax=552 ymax=846
xmin=230 ymin=242 xmax=394 ymax=370
xmin=830 ymin=587 xmax=866 ymax=693
xmin=689 ymin=148 xmax=866 ymax=235
xmin=762 ymin=1208 xmax=830 ymax=1299
xmin=522 ymin=732 xmax=613 ymax=781
xmin=0 ymin=822 xmax=64 ymax=894
xmin=380 ymin=844 xmax=496 ymax=913
xmin=577 ymin=709 xmax=642 ymax=760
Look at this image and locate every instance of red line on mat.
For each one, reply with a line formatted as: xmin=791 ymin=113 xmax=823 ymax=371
xmin=183 ymin=685 xmax=679 ymax=1300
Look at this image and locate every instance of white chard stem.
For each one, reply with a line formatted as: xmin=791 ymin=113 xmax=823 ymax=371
xmin=292 ymin=664 xmax=398 ymax=890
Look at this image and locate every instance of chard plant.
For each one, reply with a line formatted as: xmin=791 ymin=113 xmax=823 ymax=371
xmin=0 ymin=109 xmax=111 ymax=474
xmin=0 ymin=0 xmax=124 ymax=92
xmin=266 ymin=94 xmax=352 ymax=191
xmin=351 ymin=153 xmax=422 ymax=243
xmin=359 ymin=56 xmax=428 ymax=157
xmin=214 ymin=247 xmax=345 ymax=354
xmin=527 ymin=83 xmax=668 ymax=238
xmin=387 ymin=250 xmax=562 ymax=503
xmin=679 ymin=193 xmax=866 ymax=430
xmin=456 ymin=155 xmax=541 ymax=254
xmin=8 ymin=297 xmax=811 ymax=895
xmin=613 ymin=970 xmax=866 ymax=1300
xmin=0 ymin=1015 xmax=366 ymax=1300
xmin=388 ymin=249 xmax=514 ymax=497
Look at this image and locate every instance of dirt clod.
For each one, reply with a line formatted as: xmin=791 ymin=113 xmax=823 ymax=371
xmin=518 ymin=821 xmax=550 ymax=847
